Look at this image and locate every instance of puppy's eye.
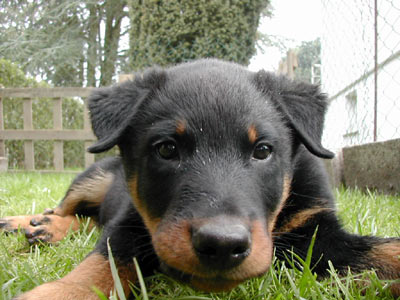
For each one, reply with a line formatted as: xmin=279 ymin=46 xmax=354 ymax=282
xmin=252 ymin=143 xmax=272 ymax=160
xmin=156 ymin=141 xmax=179 ymax=160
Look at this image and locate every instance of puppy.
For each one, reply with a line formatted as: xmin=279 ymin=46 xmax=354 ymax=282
xmin=2 ymin=59 xmax=400 ymax=299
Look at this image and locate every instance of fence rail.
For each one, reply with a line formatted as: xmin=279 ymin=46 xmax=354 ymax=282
xmin=0 ymin=87 xmax=96 ymax=172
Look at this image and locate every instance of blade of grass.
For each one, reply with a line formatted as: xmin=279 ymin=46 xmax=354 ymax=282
xmin=298 ymin=226 xmax=319 ymax=296
xmin=133 ymin=257 xmax=149 ymax=300
xmin=107 ymin=238 xmax=127 ymax=300
xmin=92 ymin=286 xmax=109 ymax=300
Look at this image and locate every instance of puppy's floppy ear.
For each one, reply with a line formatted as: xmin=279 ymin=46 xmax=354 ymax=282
xmin=254 ymin=71 xmax=334 ymax=159
xmin=87 ymin=68 xmax=166 ymax=153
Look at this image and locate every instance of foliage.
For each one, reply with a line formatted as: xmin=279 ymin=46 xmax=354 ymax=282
xmin=128 ymin=0 xmax=271 ymax=70
xmin=294 ymin=38 xmax=321 ymax=83
xmin=1 ymin=0 xmax=272 ymax=84
xmin=0 ymin=59 xmax=37 ymax=88
xmin=1 ymin=179 xmax=399 ymax=299
xmin=0 ymin=0 xmax=127 ymax=86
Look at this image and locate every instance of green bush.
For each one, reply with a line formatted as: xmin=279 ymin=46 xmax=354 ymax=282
xmin=128 ymin=0 xmax=269 ymax=70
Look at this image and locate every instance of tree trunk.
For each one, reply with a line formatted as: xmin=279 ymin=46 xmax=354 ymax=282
xmin=100 ymin=0 xmax=127 ymax=86
xmin=87 ymin=2 xmax=100 ymax=87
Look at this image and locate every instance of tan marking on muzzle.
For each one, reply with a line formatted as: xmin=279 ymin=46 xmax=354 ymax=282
xmin=152 ymin=217 xmax=272 ymax=290
xmin=268 ymin=175 xmax=291 ymax=233
xmin=128 ymin=175 xmax=161 ymax=235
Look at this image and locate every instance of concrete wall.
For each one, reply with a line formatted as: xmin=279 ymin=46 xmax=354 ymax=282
xmin=325 ymin=138 xmax=400 ymax=195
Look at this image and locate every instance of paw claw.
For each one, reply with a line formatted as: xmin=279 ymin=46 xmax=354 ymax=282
xmin=0 ymin=219 xmax=7 ymax=229
xmin=0 ymin=219 xmax=15 ymax=233
xmin=29 ymin=216 xmax=50 ymax=227
xmin=43 ymin=208 xmax=54 ymax=215
xmin=30 ymin=218 xmax=40 ymax=226
xmin=25 ymin=228 xmax=46 ymax=239
xmin=27 ymin=235 xmax=50 ymax=245
xmin=28 ymin=238 xmax=39 ymax=245
xmin=25 ymin=230 xmax=33 ymax=238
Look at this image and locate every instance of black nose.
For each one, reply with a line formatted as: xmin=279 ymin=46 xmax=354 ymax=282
xmin=192 ymin=219 xmax=251 ymax=270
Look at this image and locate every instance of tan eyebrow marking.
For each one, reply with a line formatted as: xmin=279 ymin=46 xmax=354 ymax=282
xmin=176 ymin=120 xmax=187 ymax=135
xmin=248 ymin=124 xmax=258 ymax=144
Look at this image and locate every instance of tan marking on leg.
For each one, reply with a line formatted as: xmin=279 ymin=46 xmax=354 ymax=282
xmin=128 ymin=175 xmax=160 ymax=235
xmin=276 ymin=207 xmax=332 ymax=233
xmin=360 ymin=241 xmax=400 ymax=297
xmin=370 ymin=241 xmax=400 ymax=278
xmin=52 ymin=207 xmax=63 ymax=216
xmin=176 ymin=119 xmax=187 ymax=135
xmin=248 ymin=124 xmax=258 ymax=144
xmin=268 ymin=175 xmax=291 ymax=233
xmin=16 ymin=253 xmax=136 ymax=300
xmin=59 ymin=169 xmax=114 ymax=216
xmin=390 ymin=284 xmax=400 ymax=298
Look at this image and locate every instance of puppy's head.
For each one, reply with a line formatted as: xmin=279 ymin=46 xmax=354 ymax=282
xmin=88 ymin=59 xmax=333 ymax=291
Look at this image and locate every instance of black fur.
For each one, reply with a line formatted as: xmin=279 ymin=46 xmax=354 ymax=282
xmin=11 ymin=59 xmax=400 ymax=298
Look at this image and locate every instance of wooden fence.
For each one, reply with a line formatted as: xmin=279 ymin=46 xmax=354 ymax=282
xmin=0 ymin=87 xmax=96 ymax=172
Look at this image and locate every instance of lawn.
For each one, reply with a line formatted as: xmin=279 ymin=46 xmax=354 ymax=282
xmin=0 ymin=172 xmax=399 ymax=300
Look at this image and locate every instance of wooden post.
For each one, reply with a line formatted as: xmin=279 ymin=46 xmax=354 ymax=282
xmin=0 ymin=95 xmax=7 ymax=171
xmin=286 ymin=50 xmax=298 ymax=79
xmin=0 ymin=87 xmax=96 ymax=172
xmin=53 ymin=97 xmax=64 ymax=171
xmin=118 ymin=74 xmax=134 ymax=83
xmin=84 ymin=100 xmax=95 ymax=168
xmin=23 ymin=98 xmax=35 ymax=170
xmin=0 ymin=96 xmax=5 ymax=157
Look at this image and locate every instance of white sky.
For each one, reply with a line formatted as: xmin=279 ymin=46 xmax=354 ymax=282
xmin=249 ymin=0 xmax=322 ymax=71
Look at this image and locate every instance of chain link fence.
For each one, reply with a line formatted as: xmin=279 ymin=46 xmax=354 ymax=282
xmin=321 ymin=0 xmax=400 ymax=152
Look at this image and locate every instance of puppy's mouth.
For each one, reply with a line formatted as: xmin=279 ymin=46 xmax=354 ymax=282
xmin=159 ymin=262 xmax=247 ymax=292
xmin=152 ymin=217 xmax=273 ymax=291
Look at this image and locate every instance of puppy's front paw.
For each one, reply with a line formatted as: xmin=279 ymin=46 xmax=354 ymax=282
xmin=24 ymin=215 xmax=80 ymax=244
xmin=0 ymin=215 xmax=34 ymax=234
xmin=0 ymin=214 xmax=80 ymax=244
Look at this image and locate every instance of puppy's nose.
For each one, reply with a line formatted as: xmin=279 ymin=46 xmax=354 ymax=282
xmin=192 ymin=219 xmax=251 ymax=270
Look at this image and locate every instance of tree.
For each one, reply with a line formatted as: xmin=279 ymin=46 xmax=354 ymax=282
xmin=0 ymin=58 xmax=37 ymax=88
xmin=294 ymin=38 xmax=321 ymax=83
xmin=1 ymin=1 xmax=271 ymax=84
xmin=0 ymin=0 xmax=128 ymax=87
xmin=127 ymin=0 xmax=271 ymax=70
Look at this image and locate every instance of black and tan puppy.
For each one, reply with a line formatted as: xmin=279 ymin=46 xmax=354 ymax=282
xmin=2 ymin=59 xmax=400 ymax=299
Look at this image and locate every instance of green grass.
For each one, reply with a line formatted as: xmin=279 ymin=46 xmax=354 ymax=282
xmin=1 ymin=172 xmax=399 ymax=299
